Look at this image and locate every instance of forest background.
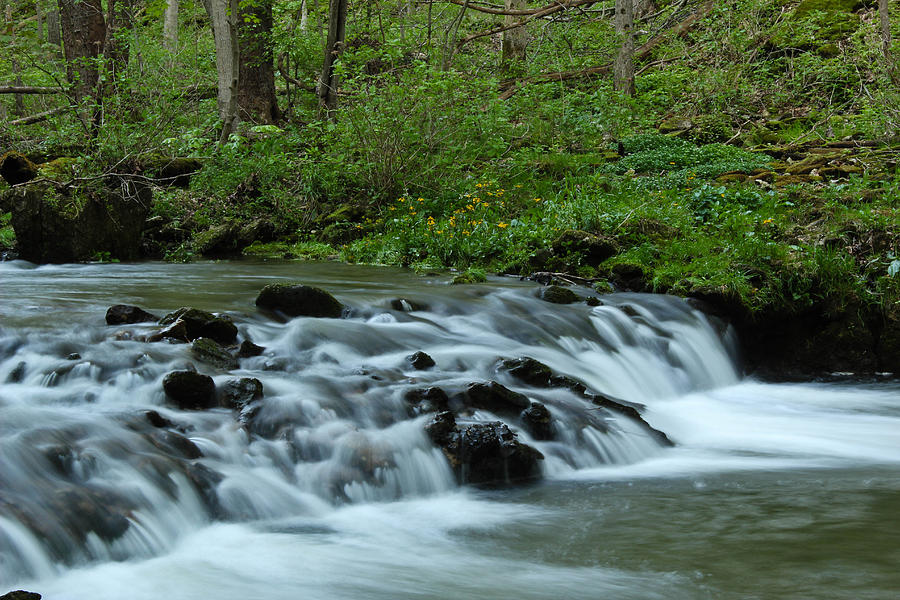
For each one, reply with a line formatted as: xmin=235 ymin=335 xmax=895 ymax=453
xmin=0 ymin=0 xmax=898 ymax=375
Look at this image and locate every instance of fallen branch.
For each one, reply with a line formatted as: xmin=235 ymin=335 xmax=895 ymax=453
xmin=456 ymin=0 xmax=603 ymax=49
xmin=443 ymin=0 xmax=602 ymax=17
xmin=7 ymin=105 xmax=72 ymax=126
xmin=0 ymin=85 xmax=66 ymax=94
xmin=499 ymin=0 xmax=715 ymax=99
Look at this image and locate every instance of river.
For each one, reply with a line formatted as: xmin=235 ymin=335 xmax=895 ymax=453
xmin=1 ymin=260 xmax=898 ymax=599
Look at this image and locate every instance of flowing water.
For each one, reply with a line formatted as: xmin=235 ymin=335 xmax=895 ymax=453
xmin=0 ymin=260 xmax=898 ymax=600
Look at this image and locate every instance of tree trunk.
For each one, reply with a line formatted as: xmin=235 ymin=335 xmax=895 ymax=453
xmin=201 ymin=0 xmax=238 ymax=123
xmin=502 ymin=0 xmax=527 ymax=64
xmin=36 ymin=1 xmax=44 ymax=44
xmin=47 ymin=9 xmax=60 ymax=47
xmin=300 ymin=0 xmax=308 ymax=31
xmin=57 ymin=0 xmax=106 ymax=104
xmin=238 ymin=0 xmax=279 ymax=124
xmin=164 ymin=0 xmax=179 ymax=52
xmin=219 ymin=0 xmax=240 ymax=142
xmin=318 ymin=0 xmax=348 ymax=118
xmin=635 ymin=0 xmax=654 ymax=18
xmin=879 ymin=0 xmax=896 ymax=82
xmin=104 ymin=0 xmax=134 ymax=83
xmin=613 ymin=0 xmax=635 ymax=96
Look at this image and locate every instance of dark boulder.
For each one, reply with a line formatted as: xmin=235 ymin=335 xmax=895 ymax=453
xmin=498 ymin=357 xmax=554 ymax=387
xmin=6 ymin=361 xmax=26 ymax=383
xmin=147 ymin=320 xmax=190 ymax=343
xmin=148 ymin=430 xmax=204 ymax=459
xmin=521 ymin=402 xmax=554 ymax=440
xmin=155 ymin=307 xmax=238 ymax=345
xmin=193 ymin=219 xmax=276 ymax=257
xmin=425 ymin=411 xmax=457 ymax=445
xmin=0 ymin=151 xmax=38 ymax=185
xmin=550 ymin=229 xmax=619 ymax=266
xmin=590 ymin=394 xmax=672 ymax=446
xmin=407 ymin=351 xmax=436 ymax=370
xmin=162 ymin=370 xmax=217 ymax=410
xmin=255 ymin=283 xmax=344 ymax=318
xmin=105 ymin=304 xmax=159 ymax=325
xmin=389 ymin=298 xmax=428 ymax=312
xmin=610 ymin=263 xmax=647 ymax=292
xmin=145 ymin=410 xmax=178 ymax=429
xmin=219 ymin=377 xmax=264 ymax=410
xmin=465 ymin=381 xmax=531 ymax=414
xmin=50 ymin=487 xmax=132 ymax=542
xmin=426 ymin=413 xmax=543 ymax=486
xmin=0 ymin=591 xmax=41 ymax=600
xmin=237 ymin=340 xmax=265 ymax=358
xmin=191 ymin=337 xmax=239 ymax=370
xmin=405 ymin=387 xmax=450 ymax=413
xmin=538 ymin=285 xmax=580 ymax=304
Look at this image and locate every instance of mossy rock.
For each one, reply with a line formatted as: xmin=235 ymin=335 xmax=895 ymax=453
xmin=0 ymin=152 xmax=38 ymax=185
xmin=658 ymin=116 xmax=692 ymax=134
xmin=37 ymin=157 xmax=78 ymax=180
xmin=717 ymin=173 xmax=749 ymax=184
xmin=537 ymin=285 xmax=580 ymax=304
xmin=141 ymin=155 xmax=203 ymax=187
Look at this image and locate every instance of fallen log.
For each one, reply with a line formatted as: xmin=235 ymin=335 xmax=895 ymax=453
xmin=7 ymin=105 xmax=71 ymax=126
xmin=0 ymin=85 xmax=65 ymax=94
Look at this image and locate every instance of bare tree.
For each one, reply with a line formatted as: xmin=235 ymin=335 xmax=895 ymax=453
xmin=237 ymin=0 xmax=280 ymax=124
xmin=613 ymin=0 xmax=635 ymax=96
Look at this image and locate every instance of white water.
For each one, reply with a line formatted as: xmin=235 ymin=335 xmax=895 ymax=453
xmin=1 ymin=260 xmax=898 ymax=599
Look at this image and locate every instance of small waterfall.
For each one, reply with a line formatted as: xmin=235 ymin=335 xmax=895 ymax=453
xmin=0 ymin=263 xmax=741 ymax=586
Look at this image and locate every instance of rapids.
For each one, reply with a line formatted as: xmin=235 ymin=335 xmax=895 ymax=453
xmin=0 ymin=260 xmax=898 ymax=599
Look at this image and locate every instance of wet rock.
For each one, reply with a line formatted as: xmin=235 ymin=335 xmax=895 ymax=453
xmin=538 ymin=285 xmax=580 ymax=304
xmin=147 ymin=320 xmax=189 ymax=343
xmin=105 ymin=304 xmax=159 ymax=325
xmin=590 ymin=394 xmax=672 ymax=446
xmin=498 ymin=357 xmax=554 ymax=387
xmin=432 ymin=420 xmax=544 ymax=485
xmin=148 ymin=430 xmax=203 ymax=459
xmin=521 ymin=402 xmax=554 ymax=440
xmin=51 ymin=487 xmax=132 ymax=542
xmin=219 ymin=377 xmax=264 ymax=410
xmin=191 ymin=337 xmax=239 ymax=370
xmin=183 ymin=462 xmax=224 ymax=518
xmin=389 ymin=298 xmax=428 ymax=312
xmin=145 ymin=410 xmax=177 ymax=429
xmin=65 ymin=353 xmax=81 ymax=360
xmin=237 ymin=340 xmax=265 ymax=358
xmin=425 ymin=411 xmax=457 ymax=445
xmin=162 ymin=370 xmax=217 ymax=410
xmin=157 ymin=307 xmax=239 ymax=345
xmin=1 ymin=590 xmax=42 ymax=600
xmin=407 ymin=351 xmax=436 ymax=370
xmin=255 ymin=283 xmax=344 ymax=318
xmin=0 ymin=151 xmax=38 ymax=185
xmin=405 ymin=387 xmax=450 ymax=413
xmin=466 ymin=381 xmax=531 ymax=414
xmin=6 ymin=361 xmax=26 ymax=383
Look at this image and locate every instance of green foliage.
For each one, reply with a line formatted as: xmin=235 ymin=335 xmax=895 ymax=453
xmin=0 ymin=212 xmax=15 ymax=250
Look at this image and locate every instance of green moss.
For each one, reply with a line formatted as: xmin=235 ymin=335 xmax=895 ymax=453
xmin=0 ymin=212 xmax=15 ymax=249
xmin=794 ymin=0 xmax=864 ymax=18
xmin=451 ymin=268 xmax=487 ymax=284
xmin=242 ymin=240 xmax=337 ymax=260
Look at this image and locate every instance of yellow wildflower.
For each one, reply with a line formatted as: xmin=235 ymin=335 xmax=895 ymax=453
xmin=497 ymin=222 xmax=508 ymax=229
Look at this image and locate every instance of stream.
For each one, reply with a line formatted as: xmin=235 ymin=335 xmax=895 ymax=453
xmin=1 ymin=260 xmax=898 ymax=599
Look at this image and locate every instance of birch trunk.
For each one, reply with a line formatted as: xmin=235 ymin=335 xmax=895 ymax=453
xmin=201 ymin=0 xmax=238 ymax=123
xmin=164 ymin=0 xmax=179 ymax=52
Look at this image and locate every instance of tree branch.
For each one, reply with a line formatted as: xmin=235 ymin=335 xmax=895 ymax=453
xmin=7 ymin=105 xmax=73 ymax=126
xmin=0 ymin=85 xmax=66 ymax=94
